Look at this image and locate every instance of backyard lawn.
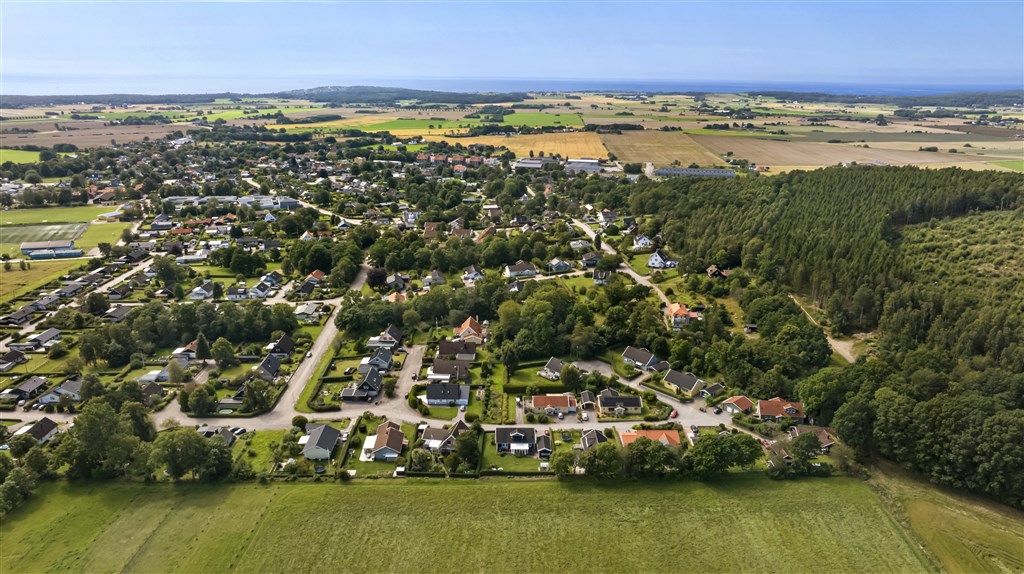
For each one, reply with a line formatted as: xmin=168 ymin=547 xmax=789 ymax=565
xmin=0 ymin=476 xmax=932 ymax=573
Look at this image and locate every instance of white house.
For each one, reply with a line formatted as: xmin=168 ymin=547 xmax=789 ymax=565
xmin=647 ymin=250 xmax=677 ymax=269
xmin=189 ymin=280 xmax=216 ymax=300
xmin=632 ymin=235 xmax=653 ymax=251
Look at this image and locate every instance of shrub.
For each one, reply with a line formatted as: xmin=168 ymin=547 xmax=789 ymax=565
xmin=464 ymin=413 xmax=479 ymax=423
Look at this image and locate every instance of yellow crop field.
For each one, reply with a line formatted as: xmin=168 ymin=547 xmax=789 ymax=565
xmin=425 ymin=132 xmax=607 ymax=159
xmin=600 ymin=131 xmax=722 ymax=166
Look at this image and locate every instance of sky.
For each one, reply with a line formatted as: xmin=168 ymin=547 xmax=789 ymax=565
xmin=1 ymin=1 xmax=1022 ymax=95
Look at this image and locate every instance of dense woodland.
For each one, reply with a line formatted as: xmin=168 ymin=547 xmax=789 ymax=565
xmin=567 ymin=167 xmax=1024 ymax=506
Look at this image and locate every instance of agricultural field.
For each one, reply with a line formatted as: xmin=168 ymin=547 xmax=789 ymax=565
xmin=0 ymin=476 xmax=931 ymax=573
xmin=0 ymin=149 xmax=41 ymax=163
xmin=0 ymin=122 xmax=186 ymax=148
xmin=691 ymin=134 xmax=970 ymax=170
xmin=426 ymin=132 xmax=607 ymax=159
xmin=0 ymin=205 xmax=114 ymax=225
xmin=0 ymin=259 xmax=82 ymax=302
xmin=992 ymin=159 xmax=1024 ymax=171
xmin=871 ymin=463 xmax=1024 ymax=574
xmin=600 ymin=131 xmax=722 ymax=166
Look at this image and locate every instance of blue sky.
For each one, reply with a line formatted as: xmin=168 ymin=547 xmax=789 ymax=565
xmin=1 ymin=1 xmax=1022 ymax=94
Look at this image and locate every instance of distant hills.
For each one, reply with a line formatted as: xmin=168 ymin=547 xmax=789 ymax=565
xmin=1 ymin=85 xmax=1020 ymax=108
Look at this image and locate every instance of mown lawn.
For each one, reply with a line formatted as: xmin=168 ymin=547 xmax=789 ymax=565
xmin=0 ymin=259 xmax=82 ymax=303
xmin=0 ymin=476 xmax=931 ymax=573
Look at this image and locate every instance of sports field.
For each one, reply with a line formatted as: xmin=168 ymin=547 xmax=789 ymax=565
xmin=0 ymin=476 xmax=930 ymax=573
xmin=0 ymin=223 xmax=87 ymax=258
xmin=0 ymin=206 xmax=113 ymax=225
xmin=426 ymin=132 xmax=607 ymax=159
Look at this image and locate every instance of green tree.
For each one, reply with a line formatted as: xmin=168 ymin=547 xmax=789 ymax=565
xmin=211 ymin=337 xmax=237 ymax=368
xmin=550 ymin=449 xmax=577 ymax=476
xmin=581 ymin=442 xmax=622 ymax=477
xmin=687 ymin=434 xmax=762 ymax=480
xmin=624 ymin=437 xmax=679 ymax=477
xmin=149 ymin=427 xmax=210 ymax=480
xmin=195 ymin=333 xmax=211 ymax=363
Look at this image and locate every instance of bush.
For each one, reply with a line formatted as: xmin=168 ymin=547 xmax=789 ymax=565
xmin=464 ymin=412 xmax=479 ymax=423
xmin=291 ymin=415 xmax=308 ymax=429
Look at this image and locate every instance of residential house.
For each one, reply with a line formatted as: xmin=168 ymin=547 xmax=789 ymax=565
xmin=306 ymin=269 xmax=327 ymax=284
xmin=141 ymin=382 xmax=166 ymax=404
xmin=108 ymin=284 xmax=133 ymax=300
xmin=189 ymin=280 xmax=216 ymax=300
xmin=580 ymin=251 xmax=601 ymax=267
xmin=172 ymin=340 xmax=197 ymax=361
xmin=38 ymin=378 xmax=83 ymax=404
xmin=104 ymin=305 xmax=132 ymax=323
xmin=669 ymin=303 xmax=701 ymax=329
xmin=647 ymin=250 xmax=677 ymax=269
xmin=196 ymin=425 xmax=237 ymax=447
xmin=527 ymin=394 xmax=577 ymax=415
xmin=358 ymin=347 xmax=393 ymax=375
xmin=302 ymin=423 xmax=341 ymax=460
xmin=435 ymin=339 xmax=477 ymax=362
xmin=593 ymin=270 xmax=609 ymax=286
xmin=0 ymin=307 xmax=34 ymax=328
xmin=0 ymin=350 xmax=28 ymax=373
xmin=367 ymin=324 xmax=402 ymax=349
xmin=663 ymin=370 xmax=704 ymax=397
xmin=538 ymin=357 xmax=564 ymax=380
xmin=596 ymin=388 xmax=643 ymax=417
xmin=569 ymin=240 xmax=591 ymax=253
xmin=721 ymin=395 xmax=754 ymax=415
xmin=621 ymin=346 xmax=658 ymax=371
xmin=536 ymin=434 xmax=553 ymax=459
xmin=699 ymin=383 xmax=724 ymax=398
xmin=427 ymin=359 xmax=471 ymax=382
xmin=253 ymin=354 xmax=281 ymax=381
xmin=9 ymin=329 xmax=61 ymax=352
xmin=454 ymin=316 xmax=484 ymax=344
xmin=226 ymin=285 xmax=249 ymax=300
xmin=757 ymin=398 xmax=806 ymax=422
xmin=250 ymin=282 xmax=273 ymax=299
xmin=421 ymin=420 xmax=469 ymax=454
xmin=789 ymin=426 xmax=838 ymax=454
xmin=366 ymin=421 xmax=405 ymax=461
xmin=580 ymin=429 xmax=608 ymax=451
xmin=292 ymin=280 xmax=316 ymax=298
xmin=504 ymin=260 xmax=539 ymax=278
xmin=579 ymin=390 xmax=597 ymax=410
xmin=632 ymin=235 xmax=653 ymax=251
xmin=294 ymin=301 xmax=322 ymax=321
xmin=1 ymin=376 xmax=48 ymax=401
xmin=424 ymin=383 xmax=470 ymax=406
xmin=341 ymin=369 xmax=383 ymax=401
xmin=265 ymin=334 xmax=295 ymax=359
xmin=619 ymin=429 xmax=681 ymax=448
xmin=495 ymin=427 xmax=537 ymax=455
xmin=13 ymin=417 xmax=58 ymax=445
xmin=385 ymin=273 xmax=409 ymax=292
xmin=549 ymin=258 xmax=573 ymax=273
xmin=462 ymin=266 xmax=484 ymax=283
xmin=423 ymin=270 xmax=446 ymax=289
xmin=706 ymin=265 xmax=732 ymax=279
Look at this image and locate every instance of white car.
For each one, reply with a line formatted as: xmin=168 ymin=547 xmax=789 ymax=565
xmin=581 ymin=413 xmax=589 ymax=421
xmin=306 ymin=351 xmax=313 ymax=358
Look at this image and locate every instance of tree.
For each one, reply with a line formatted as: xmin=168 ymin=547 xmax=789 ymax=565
xmin=188 ymin=385 xmax=213 ymax=415
xmin=832 ymin=396 xmax=875 ymax=456
xmin=55 ymin=402 xmax=141 ymax=479
xmin=80 ymin=373 xmax=105 ymax=400
xmin=687 ymin=434 xmax=762 ymax=480
xmin=120 ymin=401 xmax=157 ymax=442
xmin=581 ymin=442 xmax=622 ymax=477
xmin=0 ymin=467 xmax=36 ymax=513
xmin=790 ymin=432 xmax=821 ymax=464
xmin=167 ymin=360 xmax=185 ymax=384
xmin=452 ymin=429 xmax=481 ymax=468
xmin=291 ymin=415 xmax=308 ymax=430
xmin=149 ymin=427 xmax=210 ymax=480
xmin=550 ymin=449 xmax=577 ymax=476
xmin=84 ymin=292 xmax=109 ymax=315
xmin=624 ymin=437 xmax=679 ymax=477
xmin=7 ymin=434 xmax=37 ymax=458
xmin=211 ymin=337 xmax=237 ymax=368
xmin=195 ymin=333 xmax=211 ymax=363
xmin=242 ymin=378 xmax=272 ymax=412
xmin=199 ymin=437 xmax=234 ymax=481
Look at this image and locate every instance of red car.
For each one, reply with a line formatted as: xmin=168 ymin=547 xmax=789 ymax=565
xmin=669 ymin=410 xmax=678 ymax=419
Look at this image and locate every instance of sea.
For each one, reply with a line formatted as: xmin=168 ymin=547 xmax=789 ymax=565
xmin=2 ymin=74 xmax=1021 ymax=97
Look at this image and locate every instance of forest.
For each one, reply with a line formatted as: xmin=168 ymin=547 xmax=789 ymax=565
xmin=565 ymin=167 xmax=1024 ymax=506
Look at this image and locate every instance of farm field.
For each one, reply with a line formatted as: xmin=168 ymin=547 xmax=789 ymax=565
xmin=279 ymin=111 xmax=584 ymax=137
xmin=0 ymin=123 xmax=186 ymax=148
xmin=600 ymin=131 xmax=722 ymax=166
xmin=992 ymin=159 xmax=1024 ymax=171
xmin=427 ymin=132 xmax=607 ymax=159
xmin=691 ymin=134 xmax=969 ymax=168
xmin=870 ymin=463 xmax=1024 ymax=574
xmin=0 ymin=205 xmax=115 ymax=225
xmin=0 ymin=259 xmax=82 ymax=302
xmin=0 ymin=149 xmax=41 ymax=163
xmin=0 ymin=476 xmax=930 ymax=574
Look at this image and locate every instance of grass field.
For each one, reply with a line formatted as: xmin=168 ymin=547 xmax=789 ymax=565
xmin=0 ymin=223 xmax=87 ymax=257
xmin=0 ymin=149 xmax=41 ymax=163
xmin=0 ymin=476 xmax=930 ymax=573
xmin=871 ymin=463 xmax=1024 ymax=574
xmin=691 ymin=134 xmax=967 ymax=168
xmin=600 ymin=131 xmax=722 ymax=166
xmin=425 ymin=132 xmax=607 ymax=159
xmin=0 ymin=260 xmax=81 ymax=302
xmin=992 ymin=159 xmax=1024 ymax=172
xmin=0 ymin=206 xmax=114 ymax=225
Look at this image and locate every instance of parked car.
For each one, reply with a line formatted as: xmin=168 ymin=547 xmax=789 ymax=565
xmin=306 ymin=351 xmax=313 ymax=358
xmin=557 ymin=412 xmax=564 ymax=420
xmin=690 ymin=425 xmax=699 ymax=433
xmin=669 ymin=410 xmax=678 ymax=418
xmin=713 ymin=407 xmax=723 ymax=415
xmin=459 ymin=405 xmax=466 ymax=412
xmin=16 ymin=400 xmax=25 ymax=407
xmin=581 ymin=413 xmax=589 ymax=422
xmin=233 ymin=428 xmax=247 ymax=436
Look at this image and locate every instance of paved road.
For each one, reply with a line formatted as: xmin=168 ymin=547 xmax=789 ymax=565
xmin=571 ymin=218 xmax=670 ymax=309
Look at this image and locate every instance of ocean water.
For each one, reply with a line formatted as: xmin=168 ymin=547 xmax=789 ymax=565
xmin=2 ymin=73 xmax=1020 ymax=97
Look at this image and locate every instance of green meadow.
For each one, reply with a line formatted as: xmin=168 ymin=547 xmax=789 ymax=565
xmin=0 ymin=476 xmax=930 ymax=574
